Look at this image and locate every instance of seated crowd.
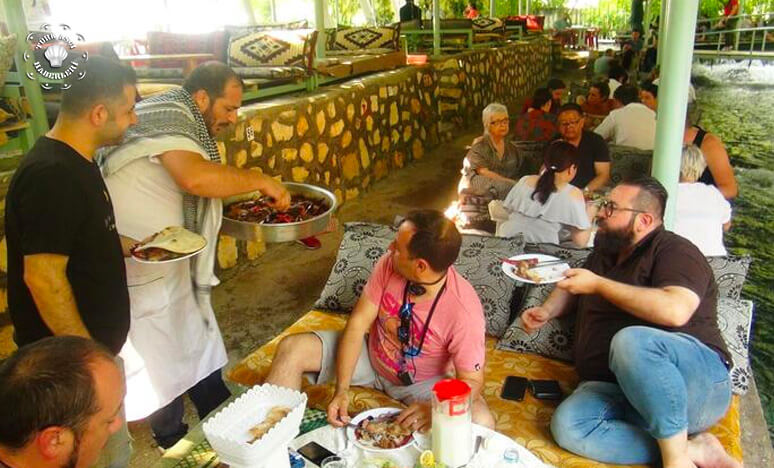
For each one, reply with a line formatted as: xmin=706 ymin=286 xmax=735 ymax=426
xmin=0 ymin=58 xmax=743 ymax=468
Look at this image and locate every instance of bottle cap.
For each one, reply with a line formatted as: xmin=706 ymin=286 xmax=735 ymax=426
xmin=504 ymin=448 xmax=520 ymax=462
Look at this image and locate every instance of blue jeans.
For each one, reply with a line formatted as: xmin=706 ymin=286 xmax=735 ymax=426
xmin=551 ymin=326 xmax=732 ymax=465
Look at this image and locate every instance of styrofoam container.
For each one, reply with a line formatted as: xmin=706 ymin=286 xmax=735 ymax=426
xmin=203 ymin=384 xmax=308 ymax=467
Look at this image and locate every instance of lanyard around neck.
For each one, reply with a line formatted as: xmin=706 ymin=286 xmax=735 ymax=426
xmin=401 ymin=279 xmax=447 ymax=357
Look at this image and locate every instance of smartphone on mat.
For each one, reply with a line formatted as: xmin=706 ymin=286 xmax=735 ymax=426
xmin=530 ymin=379 xmax=563 ymax=400
xmin=500 ymin=375 xmax=529 ymax=401
xmin=297 ymin=441 xmax=335 ymax=466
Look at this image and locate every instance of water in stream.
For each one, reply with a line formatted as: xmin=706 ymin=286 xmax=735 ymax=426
xmin=693 ymin=60 xmax=774 ymax=439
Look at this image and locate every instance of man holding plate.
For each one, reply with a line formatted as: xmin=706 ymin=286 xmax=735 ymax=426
xmin=99 ymin=62 xmax=289 ymax=449
xmin=521 ymin=177 xmax=738 ymax=468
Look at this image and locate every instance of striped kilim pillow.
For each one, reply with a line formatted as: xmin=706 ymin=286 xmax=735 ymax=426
xmin=228 ymin=29 xmax=317 ymax=68
xmin=327 ymin=25 xmax=400 ymax=51
xmin=472 ymin=17 xmax=505 ymax=33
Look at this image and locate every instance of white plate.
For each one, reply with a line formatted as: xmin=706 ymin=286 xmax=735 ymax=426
xmin=131 ymin=242 xmax=206 ymax=264
xmin=501 ymin=254 xmax=570 ymax=284
xmin=346 ymin=407 xmax=414 ymax=453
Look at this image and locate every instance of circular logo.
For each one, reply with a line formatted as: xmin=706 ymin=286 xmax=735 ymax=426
xmin=24 ymin=24 xmax=88 ymax=89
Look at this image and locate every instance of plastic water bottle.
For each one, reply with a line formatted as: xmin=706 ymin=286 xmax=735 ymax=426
xmin=495 ymin=448 xmax=522 ymax=467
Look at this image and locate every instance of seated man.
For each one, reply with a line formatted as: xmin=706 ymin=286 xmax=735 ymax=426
xmin=608 ymin=64 xmax=628 ymax=97
xmin=522 ymin=78 xmax=566 ymax=115
xmin=579 ymin=80 xmax=613 ymax=121
xmin=522 ymin=177 xmax=739 ymax=468
xmin=399 ymin=0 xmax=422 ymax=21
xmin=593 ymin=49 xmax=615 ymax=78
xmin=265 ymin=210 xmax=494 ymax=432
xmin=0 ymin=336 xmax=125 ymax=468
xmin=556 ymin=103 xmax=611 ymax=193
xmin=513 ymin=87 xmax=557 ymax=142
xmin=595 ymin=85 xmax=656 ymax=150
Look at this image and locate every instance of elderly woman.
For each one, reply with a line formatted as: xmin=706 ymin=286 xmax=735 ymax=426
xmin=459 ymin=103 xmax=523 ymax=200
xmin=496 ymin=140 xmax=592 ymax=246
xmin=673 ymin=144 xmax=731 ymax=256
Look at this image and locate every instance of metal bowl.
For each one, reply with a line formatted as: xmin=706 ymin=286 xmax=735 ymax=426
xmin=220 ymin=183 xmax=337 ymax=243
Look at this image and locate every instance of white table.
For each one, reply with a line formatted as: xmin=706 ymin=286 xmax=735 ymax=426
xmin=289 ymin=423 xmax=555 ymax=468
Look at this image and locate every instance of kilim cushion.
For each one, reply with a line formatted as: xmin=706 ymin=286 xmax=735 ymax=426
xmin=228 ymin=29 xmax=318 ymax=69
xmin=146 ymin=31 xmax=228 ymax=66
xmin=327 ymin=25 xmax=401 ymax=51
xmin=225 ymin=20 xmax=309 ymax=39
xmin=472 ymin=16 xmax=505 ymax=33
xmin=0 ymin=34 xmax=16 ymax=93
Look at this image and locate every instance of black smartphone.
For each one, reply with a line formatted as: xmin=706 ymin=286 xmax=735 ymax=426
xmin=297 ymin=441 xmax=335 ymax=466
xmin=500 ymin=375 xmax=529 ymax=401
xmin=530 ymin=379 xmax=563 ymax=400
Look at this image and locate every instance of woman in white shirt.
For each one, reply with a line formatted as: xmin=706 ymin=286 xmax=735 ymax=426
xmin=498 ymin=140 xmax=592 ymax=246
xmin=673 ymin=144 xmax=732 ymax=256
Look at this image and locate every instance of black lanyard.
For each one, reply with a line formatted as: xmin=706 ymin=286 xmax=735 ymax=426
xmin=401 ymin=280 xmax=447 ymax=357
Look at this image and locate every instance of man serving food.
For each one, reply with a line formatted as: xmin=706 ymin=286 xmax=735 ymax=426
xmin=99 ymin=62 xmax=289 ymax=448
xmin=265 ymin=210 xmax=495 ymax=431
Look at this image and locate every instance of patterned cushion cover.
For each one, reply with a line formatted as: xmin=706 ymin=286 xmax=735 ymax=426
xmin=313 ymin=222 xmax=526 ymax=338
xmin=146 ymin=31 xmax=228 ymax=66
xmin=608 ymin=144 xmax=653 ymax=185
xmin=0 ymin=34 xmax=17 ymax=91
xmin=133 ymin=67 xmax=184 ymax=80
xmin=717 ymin=298 xmax=754 ymax=394
xmin=327 ymin=25 xmax=401 ymax=51
xmin=232 ymin=66 xmax=307 ymax=80
xmin=225 ymin=20 xmax=309 ymax=38
xmin=228 ymin=29 xmax=318 ymax=69
xmin=472 ymin=17 xmax=506 ymax=33
xmin=227 ymin=310 xmax=743 ymax=468
xmin=707 ymin=255 xmax=752 ymax=300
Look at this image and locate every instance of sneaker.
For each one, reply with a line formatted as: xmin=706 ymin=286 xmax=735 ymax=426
xmin=296 ymin=236 xmax=321 ymax=249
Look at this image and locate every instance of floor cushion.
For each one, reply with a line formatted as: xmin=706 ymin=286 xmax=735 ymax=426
xmin=312 ymin=222 xmax=526 ymax=338
xmin=227 ymin=310 xmax=743 ymax=468
xmin=327 ymin=25 xmax=401 ymax=52
xmin=228 ymin=29 xmax=317 ymax=69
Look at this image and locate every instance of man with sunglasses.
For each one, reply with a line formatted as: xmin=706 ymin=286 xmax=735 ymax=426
xmin=522 ymin=177 xmax=738 ymax=468
xmin=556 ymin=103 xmax=611 ymax=193
xmin=265 ymin=210 xmax=494 ymax=432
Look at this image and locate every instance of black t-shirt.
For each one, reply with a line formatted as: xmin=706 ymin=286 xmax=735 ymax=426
xmin=570 ymin=131 xmax=610 ymax=189
xmin=5 ymin=136 xmax=130 ymax=354
xmin=574 ymin=228 xmax=730 ymax=383
xmin=400 ymin=3 xmax=422 ymax=21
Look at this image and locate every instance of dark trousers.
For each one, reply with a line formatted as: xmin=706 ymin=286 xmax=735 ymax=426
xmin=149 ymin=368 xmax=231 ymax=448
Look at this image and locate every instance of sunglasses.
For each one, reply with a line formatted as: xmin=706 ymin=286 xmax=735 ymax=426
xmin=599 ymin=199 xmax=649 ymax=218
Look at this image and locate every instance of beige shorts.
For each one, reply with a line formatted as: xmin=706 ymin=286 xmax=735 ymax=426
xmin=309 ymin=330 xmax=445 ymax=405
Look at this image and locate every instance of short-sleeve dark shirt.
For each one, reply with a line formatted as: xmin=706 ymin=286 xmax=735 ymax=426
xmin=400 ymin=3 xmax=422 ymax=21
xmin=5 ymin=136 xmax=130 ymax=354
xmin=574 ymin=228 xmax=731 ymax=383
xmin=570 ymin=130 xmax=610 ymax=189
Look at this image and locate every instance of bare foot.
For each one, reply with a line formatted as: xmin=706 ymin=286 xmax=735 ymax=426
xmin=687 ymin=433 xmax=742 ymax=468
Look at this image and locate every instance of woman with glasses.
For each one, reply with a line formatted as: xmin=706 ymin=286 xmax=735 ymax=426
xmin=458 ymin=103 xmax=523 ymax=201
xmin=497 ymin=140 xmax=593 ymax=246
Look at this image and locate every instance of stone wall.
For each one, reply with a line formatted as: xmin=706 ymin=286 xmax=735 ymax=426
xmin=0 ymin=37 xmax=552 ymax=321
xmin=216 ymin=38 xmax=551 ymax=269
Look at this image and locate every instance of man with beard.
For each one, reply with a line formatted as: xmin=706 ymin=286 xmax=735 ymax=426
xmin=98 ymin=61 xmax=289 ymax=449
xmin=521 ymin=177 xmax=739 ymax=468
xmin=0 ymin=337 xmax=125 ymax=468
xmin=5 ymin=56 xmax=138 ymax=468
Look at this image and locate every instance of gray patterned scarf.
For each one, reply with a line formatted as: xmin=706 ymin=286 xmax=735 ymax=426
xmin=98 ymin=88 xmax=220 ymax=233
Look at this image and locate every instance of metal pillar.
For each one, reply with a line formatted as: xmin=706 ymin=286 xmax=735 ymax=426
xmin=314 ymin=0 xmax=326 ymax=59
xmin=518 ymin=0 xmax=522 ymax=16
xmin=527 ymin=0 xmax=531 ymax=15
xmin=651 ymin=0 xmax=699 ymax=228
xmin=657 ymin=0 xmax=669 ymax=66
xmin=490 ymin=0 xmax=496 ymax=17
xmin=433 ymin=0 xmax=440 ymax=56
xmin=334 ymin=0 xmax=340 ymax=26
xmin=269 ymin=0 xmax=277 ymax=23
xmin=3 ymin=0 xmax=48 ymax=138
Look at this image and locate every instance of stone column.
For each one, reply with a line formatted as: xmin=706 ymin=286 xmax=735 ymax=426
xmin=651 ymin=0 xmax=698 ymax=228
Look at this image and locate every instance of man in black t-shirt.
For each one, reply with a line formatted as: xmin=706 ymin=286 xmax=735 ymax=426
xmin=521 ymin=177 xmax=739 ymax=468
xmin=399 ymin=0 xmax=422 ymax=21
xmin=557 ymin=103 xmax=611 ymax=192
xmin=4 ymin=56 xmax=138 ymax=468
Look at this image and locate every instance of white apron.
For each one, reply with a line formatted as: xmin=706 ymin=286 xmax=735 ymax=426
xmin=104 ymin=139 xmax=227 ymax=422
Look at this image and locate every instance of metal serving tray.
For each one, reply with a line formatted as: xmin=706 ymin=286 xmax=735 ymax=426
xmin=220 ymin=183 xmax=337 ymax=243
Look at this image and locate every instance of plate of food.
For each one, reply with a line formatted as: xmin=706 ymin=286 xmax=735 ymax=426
xmin=501 ymin=254 xmax=570 ymax=284
xmin=346 ymin=407 xmax=414 ymax=452
xmin=131 ymin=226 xmax=206 ymax=264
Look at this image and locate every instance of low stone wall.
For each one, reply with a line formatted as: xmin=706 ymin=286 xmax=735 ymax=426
xmin=0 ymin=38 xmax=552 ymax=319
xmin=216 ymin=38 xmax=551 ymax=269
